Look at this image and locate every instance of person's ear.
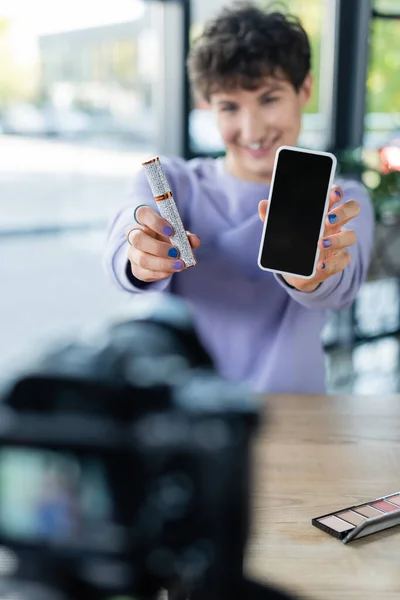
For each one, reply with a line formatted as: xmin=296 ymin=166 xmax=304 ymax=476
xmin=299 ymin=73 xmax=313 ymax=107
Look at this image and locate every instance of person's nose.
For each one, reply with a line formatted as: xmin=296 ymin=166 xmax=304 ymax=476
xmin=240 ymin=109 xmax=264 ymax=144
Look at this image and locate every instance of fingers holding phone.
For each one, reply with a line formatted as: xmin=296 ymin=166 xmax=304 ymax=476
xmin=257 ymin=148 xmax=360 ymax=292
xmin=258 ymin=146 xmax=337 ymax=282
xmin=313 ymin=197 xmax=360 ymax=277
xmin=324 ymin=198 xmax=361 ymax=231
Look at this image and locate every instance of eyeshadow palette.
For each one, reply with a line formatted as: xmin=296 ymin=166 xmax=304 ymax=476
xmin=312 ymin=492 xmax=400 ymax=544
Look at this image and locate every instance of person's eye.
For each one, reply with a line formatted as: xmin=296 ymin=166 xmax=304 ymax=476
xmin=220 ymin=104 xmax=238 ymax=113
xmin=262 ymin=96 xmax=279 ymax=104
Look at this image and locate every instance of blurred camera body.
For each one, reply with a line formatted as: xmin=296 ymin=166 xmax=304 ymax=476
xmin=0 ymin=296 xmax=261 ymax=600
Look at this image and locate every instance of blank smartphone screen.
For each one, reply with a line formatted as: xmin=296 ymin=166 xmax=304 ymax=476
xmin=259 ymin=148 xmax=334 ymax=277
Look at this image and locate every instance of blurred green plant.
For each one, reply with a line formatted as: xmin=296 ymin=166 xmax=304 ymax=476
xmin=337 ymin=147 xmax=400 ymax=223
xmin=259 ymin=0 xmax=400 ymax=118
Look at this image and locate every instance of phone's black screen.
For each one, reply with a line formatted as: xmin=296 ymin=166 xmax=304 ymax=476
xmin=259 ymin=149 xmax=334 ymax=276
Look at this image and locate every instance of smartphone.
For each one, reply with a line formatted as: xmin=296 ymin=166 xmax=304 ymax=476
xmin=258 ymin=146 xmax=337 ymax=279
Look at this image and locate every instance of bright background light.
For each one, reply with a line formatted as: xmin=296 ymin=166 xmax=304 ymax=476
xmin=0 ymin=0 xmax=145 ymax=34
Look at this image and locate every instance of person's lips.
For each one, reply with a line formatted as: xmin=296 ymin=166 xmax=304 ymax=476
xmin=246 ymin=146 xmax=270 ymax=158
xmin=242 ymin=137 xmax=280 ymax=159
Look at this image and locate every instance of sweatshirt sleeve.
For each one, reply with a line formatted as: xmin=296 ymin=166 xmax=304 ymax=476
xmin=104 ymin=157 xmax=190 ymax=294
xmin=274 ymin=179 xmax=375 ymax=311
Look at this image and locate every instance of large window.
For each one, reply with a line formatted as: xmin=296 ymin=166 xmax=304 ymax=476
xmin=0 ymin=0 xmax=183 ymax=374
xmin=0 ymin=1 xmax=160 ymax=233
xmin=364 ymin=0 xmax=400 ymax=149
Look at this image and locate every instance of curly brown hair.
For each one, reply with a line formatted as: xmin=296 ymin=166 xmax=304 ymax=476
xmin=187 ymin=1 xmax=311 ymax=101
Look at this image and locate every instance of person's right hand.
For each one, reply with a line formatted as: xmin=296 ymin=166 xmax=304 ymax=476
xmin=126 ymin=205 xmax=201 ymax=283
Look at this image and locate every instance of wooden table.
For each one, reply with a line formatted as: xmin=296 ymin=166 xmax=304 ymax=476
xmin=245 ymin=394 xmax=400 ymax=600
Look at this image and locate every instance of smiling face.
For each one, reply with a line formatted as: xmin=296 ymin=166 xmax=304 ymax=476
xmin=209 ymin=74 xmax=312 ymax=184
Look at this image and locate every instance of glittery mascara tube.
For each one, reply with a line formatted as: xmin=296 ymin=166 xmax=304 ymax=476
xmin=142 ymin=157 xmax=197 ymax=268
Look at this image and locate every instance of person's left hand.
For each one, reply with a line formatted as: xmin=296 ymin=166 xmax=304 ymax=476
xmin=258 ymin=185 xmax=360 ymax=292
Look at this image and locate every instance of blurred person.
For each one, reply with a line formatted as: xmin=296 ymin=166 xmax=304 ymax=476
xmin=104 ymin=2 xmax=374 ymax=394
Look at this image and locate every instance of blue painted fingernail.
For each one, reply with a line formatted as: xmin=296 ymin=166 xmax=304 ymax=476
xmin=334 ymin=189 xmax=341 ymax=198
xmin=173 ymin=261 xmax=183 ymax=270
xmin=328 ymin=214 xmax=338 ymax=224
xmin=321 ymin=262 xmax=326 ymax=270
xmin=163 ymin=225 xmax=173 ymax=237
xmin=168 ymin=247 xmax=179 ymax=258
xmin=323 ymin=239 xmax=332 ymax=248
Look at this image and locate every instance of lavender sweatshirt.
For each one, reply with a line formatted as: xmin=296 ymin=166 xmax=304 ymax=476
xmin=105 ymin=156 xmax=374 ymax=393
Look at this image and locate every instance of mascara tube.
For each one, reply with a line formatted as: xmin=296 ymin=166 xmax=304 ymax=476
xmin=142 ymin=157 xmax=197 ymax=268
